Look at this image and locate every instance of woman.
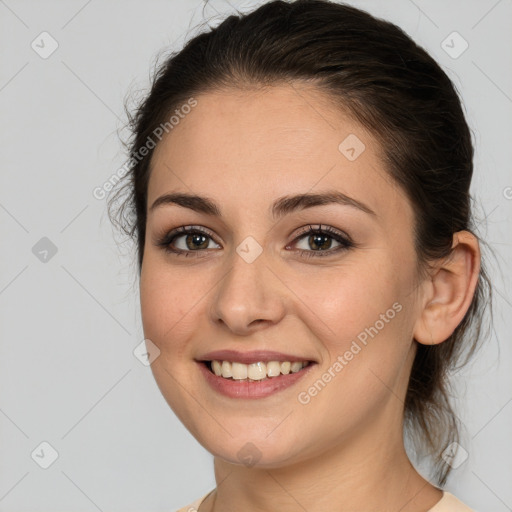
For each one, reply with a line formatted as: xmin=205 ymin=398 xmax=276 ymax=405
xmin=109 ymin=1 xmax=492 ymax=510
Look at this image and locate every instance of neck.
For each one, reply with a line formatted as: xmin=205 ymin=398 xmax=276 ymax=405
xmin=203 ymin=415 xmax=442 ymax=512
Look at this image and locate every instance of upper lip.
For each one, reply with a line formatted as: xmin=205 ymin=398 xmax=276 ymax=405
xmin=197 ymin=350 xmax=316 ymax=365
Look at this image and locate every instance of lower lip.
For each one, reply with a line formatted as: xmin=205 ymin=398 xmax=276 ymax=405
xmin=197 ymin=361 xmax=315 ymax=399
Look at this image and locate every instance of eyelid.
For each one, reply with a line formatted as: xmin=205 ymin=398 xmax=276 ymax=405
xmin=155 ymin=225 xmax=219 ymax=243
xmin=290 ymin=224 xmax=353 ymax=244
xmin=154 ymin=225 xmax=221 ymax=254
xmin=285 ymin=224 xmax=354 ymax=257
xmin=156 ymin=223 xmax=355 ymax=258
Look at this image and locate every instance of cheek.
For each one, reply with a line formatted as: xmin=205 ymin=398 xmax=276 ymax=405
xmin=139 ymin=256 xmax=204 ymax=355
xmin=293 ymin=273 xmax=412 ymax=435
xmin=290 ymin=256 xmax=414 ymax=402
xmin=290 ymin=258 xmax=405 ymax=346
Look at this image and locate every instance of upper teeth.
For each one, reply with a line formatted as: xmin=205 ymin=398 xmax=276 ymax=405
xmin=210 ymin=360 xmax=309 ymax=380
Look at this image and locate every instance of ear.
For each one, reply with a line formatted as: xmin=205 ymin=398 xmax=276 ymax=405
xmin=413 ymin=231 xmax=481 ymax=346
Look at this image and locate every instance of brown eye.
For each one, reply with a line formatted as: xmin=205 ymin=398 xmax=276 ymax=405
xmin=182 ymin=232 xmax=210 ymax=250
xmin=303 ymin=232 xmax=336 ymax=251
xmin=288 ymin=225 xmax=354 ymax=258
xmin=157 ymin=226 xmax=221 ymax=256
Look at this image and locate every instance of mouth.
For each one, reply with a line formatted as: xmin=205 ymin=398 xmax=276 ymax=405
xmin=196 ymin=351 xmax=317 ymax=399
xmin=202 ymin=359 xmax=313 ymax=382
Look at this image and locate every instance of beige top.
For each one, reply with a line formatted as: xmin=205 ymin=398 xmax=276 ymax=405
xmin=176 ymin=489 xmax=476 ymax=511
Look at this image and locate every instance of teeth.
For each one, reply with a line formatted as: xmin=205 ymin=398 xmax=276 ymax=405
xmin=267 ymin=361 xmax=281 ymax=377
xmin=248 ymin=362 xmax=266 ymax=380
xmin=231 ymin=362 xmax=247 ymax=380
xmin=209 ymin=360 xmax=309 ymax=380
xmin=212 ymin=360 xmax=222 ymax=376
xmin=221 ymin=360 xmax=232 ymax=378
xmin=290 ymin=361 xmax=303 ymax=373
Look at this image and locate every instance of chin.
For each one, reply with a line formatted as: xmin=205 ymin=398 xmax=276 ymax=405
xmin=191 ymin=426 xmax=309 ymax=469
xmin=210 ymin=444 xmax=302 ymax=469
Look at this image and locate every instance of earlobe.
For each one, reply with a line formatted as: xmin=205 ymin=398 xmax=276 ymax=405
xmin=413 ymin=231 xmax=481 ymax=346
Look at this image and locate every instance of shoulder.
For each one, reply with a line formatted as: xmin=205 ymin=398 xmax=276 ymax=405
xmin=429 ymin=491 xmax=477 ymax=512
xmin=175 ymin=489 xmax=214 ymax=512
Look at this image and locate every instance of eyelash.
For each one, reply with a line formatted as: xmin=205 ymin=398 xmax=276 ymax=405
xmin=155 ymin=224 xmax=355 ymax=259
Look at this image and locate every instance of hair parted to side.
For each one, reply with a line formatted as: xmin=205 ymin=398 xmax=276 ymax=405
xmin=108 ymin=0 xmax=494 ymax=486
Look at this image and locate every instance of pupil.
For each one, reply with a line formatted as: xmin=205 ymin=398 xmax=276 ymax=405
xmin=310 ymin=234 xmax=330 ymax=251
xmin=187 ymin=234 xmax=208 ymax=250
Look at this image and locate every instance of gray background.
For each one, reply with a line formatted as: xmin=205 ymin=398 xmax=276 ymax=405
xmin=1 ymin=0 xmax=511 ymax=511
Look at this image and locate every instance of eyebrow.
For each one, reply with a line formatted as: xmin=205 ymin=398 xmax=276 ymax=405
xmin=149 ymin=191 xmax=376 ymax=219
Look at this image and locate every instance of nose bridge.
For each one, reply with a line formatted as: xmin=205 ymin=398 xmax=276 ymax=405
xmin=210 ymin=240 xmax=285 ymax=333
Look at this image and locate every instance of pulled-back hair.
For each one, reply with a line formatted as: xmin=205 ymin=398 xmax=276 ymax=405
xmin=108 ymin=0 xmax=493 ymax=485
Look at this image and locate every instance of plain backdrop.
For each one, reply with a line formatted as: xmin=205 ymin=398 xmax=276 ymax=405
xmin=1 ymin=1 xmax=511 ymax=511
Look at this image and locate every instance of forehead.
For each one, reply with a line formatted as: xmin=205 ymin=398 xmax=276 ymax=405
xmin=148 ymin=83 xmax=410 ymax=225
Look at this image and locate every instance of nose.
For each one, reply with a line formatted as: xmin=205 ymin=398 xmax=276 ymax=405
xmin=209 ymin=246 xmax=286 ymax=336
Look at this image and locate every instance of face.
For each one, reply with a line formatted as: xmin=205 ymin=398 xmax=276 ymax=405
xmin=140 ymin=83 xmax=423 ymax=468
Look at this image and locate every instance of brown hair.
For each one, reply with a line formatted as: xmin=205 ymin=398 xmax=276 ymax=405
xmin=108 ymin=0 xmax=493 ymax=485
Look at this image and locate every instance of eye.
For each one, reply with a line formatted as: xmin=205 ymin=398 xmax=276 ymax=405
xmin=155 ymin=224 xmax=355 ymax=259
xmin=156 ymin=226 xmax=221 ymax=257
xmin=287 ymin=224 xmax=354 ymax=258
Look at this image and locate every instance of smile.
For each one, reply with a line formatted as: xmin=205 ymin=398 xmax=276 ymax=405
xmin=197 ymin=359 xmax=316 ymax=399
xmin=208 ymin=360 xmax=310 ymax=381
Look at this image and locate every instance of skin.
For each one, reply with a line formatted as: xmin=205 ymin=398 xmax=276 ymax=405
xmin=139 ymin=82 xmax=480 ymax=512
